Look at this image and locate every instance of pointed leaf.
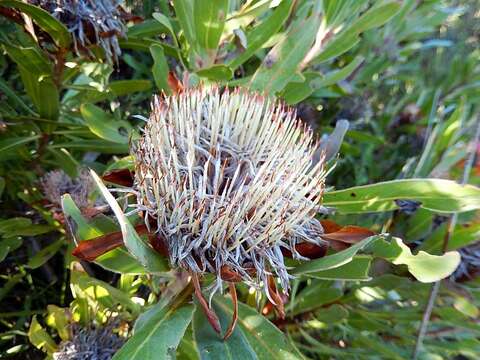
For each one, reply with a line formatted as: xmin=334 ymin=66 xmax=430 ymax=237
xmin=61 ymin=194 xmax=145 ymax=274
xmin=323 ymin=179 xmax=480 ymax=214
xmin=292 ymin=235 xmax=380 ymax=275
xmin=193 ymin=300 xmax=256 ymax=360
xmin=90 ymin=170 xmax=169 ymax=273
xmin=194 ymin=0 xmax=229 ymax=51
xmin=113 ymin=304 xmax=194 ymax=360
xmin=228 ymin=0 xmax=294 ymax=69
xmin=28 ymin=316 xmax=57 ymax=354
xmin=150 ymin=44 xmax=172 ymax=94
xmin=368 ymin=237 xmax=461 ymax=283
xmin=196 ymin=64 xmax=233 ymax=81
xmin=194 ymin=296 xmax=302 ymax=360
xmin=249 ymin=13 xmax=321 ymax=94
xmin=308 ymin=255 xmax=372 ymax=281
xmin=0 ymin=0 xmax=71 ymax=47
xmin=81 ymin=104 xmax=132 ymax=144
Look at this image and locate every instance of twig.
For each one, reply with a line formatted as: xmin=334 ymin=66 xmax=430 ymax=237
xmin=223 ymin=282 xmax=238 ymax=340
xmin=412 ymin=117 xmax=480 ymax=359
xmin=191 ymin=272 xmax=221 ymax=334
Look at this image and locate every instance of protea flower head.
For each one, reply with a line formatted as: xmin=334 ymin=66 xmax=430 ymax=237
xmin=42 ymin=169 xmax=94 ymax=209
xmin=31 ymin=0 xmax=126 ymax=63
xmin=130 ymin=87 xmax=328 ymax=297
xmin=53 ymin=321 xmax=125 ymax=360
xmin=453 ymin=241 xmax=480 ymax=281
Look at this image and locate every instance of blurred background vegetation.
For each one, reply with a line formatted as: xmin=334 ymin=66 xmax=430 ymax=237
xmin=0 ymin=0 xmax=479 ymax=359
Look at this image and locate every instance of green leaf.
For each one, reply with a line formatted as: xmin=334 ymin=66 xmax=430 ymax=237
xmin=0 ymin=237 xmax=23 ymax=262
xmin=283 ymin=56 xmax=363 ymax=104
xmin=46 ymin=305 xmax=70 ymax=341
xmin=368 ymin=237 xmax=461 ymax=283
xmin=312 ymin=56 xmax=364 ymax=88
xmin=90 ymin=170 xmax=169 ymax=273
xmin=9 ymin=224 xmax=55 ymax=237
xmin=453 ymin=297 xmax=479 ymax=319
xmin=2 ymin=44 xmax=59 ymax=120
xmin=194 ymin=0 xmax=229 ymax=51
xmin=0 ymin=218 xmax=32 ymax=234
xmin=71 ymin=270 xmax=141 ymax=316
xmin=173 ymin=0 xmax=196 ymax=49
xmin=348 ymin=1 xmax=401 ymax=34
xmin=127 ymin=19 xmax=166 ymax=37
xmin=313 ymin=32 xmax=360 ymax=64
xmin=323 ymin=179 xmax=480 ymax=214
xmin=113 ymin=304 xmax=194 ymax=360
xmin=51 ymin=140 xmax=128 ymax=153
xmin=292 ymin=282 xmax=343 ymax=315
xmin=249 ymin=13 xmax=321 ymax=94
xmin=0 ymin=78 xmax=36 ymax=115
xmin=0 ymin=136 xmax=40 ymax=154
xmin=314 ymin=304 xmax=349 ymax=324
xmin=27 ymin=239 xmax=63 ymax=269
xmin=196 ymin=64 xmax=233 ymax=81
xmin=312 ymin=1 xmax=400 ymax=65
xmin=194 ymin=296 xmax=302 ymax=360
xmin=0 ymin=217 xmax=54 ymax=238
xmin=47 ymin=147 xmax=79 ymax=178
xmin=120 ymin=38 xmax=178 ymax=58
xmin=150 ymin=44 xmax=172 ymax=94
xmin=228 ymin=0 xmax=294 ymax=69
xmin=193 ymin=300 xmax=256 ymax=360
xmin=0 ymin=0 xmax=71 ymax=48
xmin=61 ymin=194 xmax=145 ymax=274
xmin=420 ymin=222 xmax=480 ymax=254
xmin=152 ymin=13 xmax=177 ymax=42
xmin=308 ymin=255 xmax=372 ymax=281
xmin=292 ymin=236 xmax=380 ymax=275
xmin=109 ymin=80 xmax=152 ymax=97
xmin=80 ymin=104 xmax=132 ymax=144
xmin=28 ymin=316 xmax=57 ymax=354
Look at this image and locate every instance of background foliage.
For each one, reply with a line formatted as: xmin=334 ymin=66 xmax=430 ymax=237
xmin=0 ymin=0 xmax=479 ymax=359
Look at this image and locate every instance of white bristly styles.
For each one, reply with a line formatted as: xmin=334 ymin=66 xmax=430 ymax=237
xmin=131 ymin=87 xmax=329 ymax=299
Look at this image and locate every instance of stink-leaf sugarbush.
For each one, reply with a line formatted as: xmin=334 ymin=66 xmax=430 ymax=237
xmin=0 ymin=1 xmax=478 ymax=359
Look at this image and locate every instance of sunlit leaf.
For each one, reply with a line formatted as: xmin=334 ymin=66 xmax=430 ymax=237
xmin=196 ymin=64 xmax=233 ymax=81
xmin=113 ymin=304 xmax=194 ymax=360
xmin=323 ymin=179 xmax=480 ymax=214
xmin=249 ymin=12 xmax=321 ymax=94
xmin=61 ymin=194 xmax=145 ymax=274
xmin=28 ymin=316 xmax=57 ymax=354
xmin=80 ymin=104 xmax=133 ymax=144
xmin=150 ymin=44 xmax=172 ymax=94
xmin=228 ymin=0 xmax=294 ymax=69
xmin=90 ymin=170 xmax=169 ymax=273
xmin=193 ymin=295 xmax=302 ymax=360
xmin=0 ymin=0 xmax=71 ymax=47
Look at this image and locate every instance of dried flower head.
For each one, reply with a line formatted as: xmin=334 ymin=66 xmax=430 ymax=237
xmin=53 ymin=321 xmax=125 ymax=360
xmin=42 ymin=169 xmax=94 ymax=209
xmin=452 ymin=241 xmax=480 ymax=281
xmin=131 ymin=87 xmax=327 ymax=296
xmin=32 ymin=0 xmax=126 ymax=63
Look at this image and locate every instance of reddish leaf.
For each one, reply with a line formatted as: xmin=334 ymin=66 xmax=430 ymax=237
xmin=72 ymin=231 xmax=124 ymax=261
xmin=72 ymin=224 xmax=149 ymax=261
xmin=168 ymin=71 xmax=184 ymax=94
xmin=282 ymin=241 xmax=329 ymax=259
xmin=320 ymin=225 xmax=375 ymax=244
xmin=192 ymin=272 xmax=221 ymax=334
xmin=102 ymin=168 xmax=134 ymax=187
xmin=320 ymin=219 xmax=342 ymax=233
xmin=149 ymin=233 xmax=169 ymax=257
xmin=220 ymin=265 xmax=256 ymax=282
